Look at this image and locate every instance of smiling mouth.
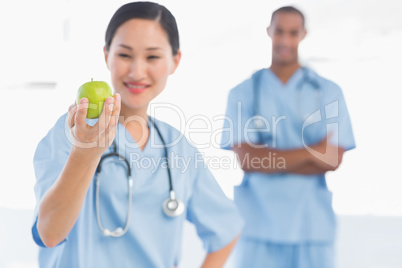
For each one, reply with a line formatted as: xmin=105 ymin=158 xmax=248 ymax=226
xmin=124 ymin=82 xmax=149 ymax=94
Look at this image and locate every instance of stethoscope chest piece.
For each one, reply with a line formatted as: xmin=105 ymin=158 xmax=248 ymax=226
xmin=162 ymin=191 xmax=185 ymax=217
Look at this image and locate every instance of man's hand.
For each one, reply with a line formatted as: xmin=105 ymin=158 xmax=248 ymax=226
xmin=309 ymin=133 xmax=344 ymax=171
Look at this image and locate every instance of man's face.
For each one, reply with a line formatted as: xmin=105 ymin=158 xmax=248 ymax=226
xmin=267 ymin=12 xmax=306 ymax=65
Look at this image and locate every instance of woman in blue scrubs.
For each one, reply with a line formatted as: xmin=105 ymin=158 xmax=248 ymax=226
xmin=32 ymin=2 xmax=243 ymax=267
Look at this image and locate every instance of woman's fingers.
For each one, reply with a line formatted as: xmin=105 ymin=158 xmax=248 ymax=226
xmin=75 ymin=98 xmax=89 ymax=128
xmin=67 ymin=102 xmax=77 ymax=129
xmin=96 ymin=93 xmax=121 ymax=132
xmin=95 ymin=97 xmax=114 ymax=135
xmin=111 ymin=93 xmax=121 ymax=125
xmin=106 ymin=96 xmax=120 ymax=131
xmin=103 ymin=118 xmax=118 ymax=145
xmin=112 ymin=94 xmax=121 ymax=114
xmin=71 ymin=94 xmax=121 ymax=148
xmin=100 ymin=94 xmax=121 ymax=145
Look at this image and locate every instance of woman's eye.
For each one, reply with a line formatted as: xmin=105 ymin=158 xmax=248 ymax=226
xmin=118 ymin=53 xmax=131 ymax=58
xmin=147 ymin=55 xmax=160 ymax=60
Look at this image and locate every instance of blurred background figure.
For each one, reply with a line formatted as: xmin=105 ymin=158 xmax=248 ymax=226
xmin=220 ymin=6 xmax=355 ymax=268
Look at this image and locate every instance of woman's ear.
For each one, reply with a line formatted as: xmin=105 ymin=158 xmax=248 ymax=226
xmin=103 ymin=46 xmax=110 ymax=70
xmin=170 ymin=49 xmax=182 ymax=75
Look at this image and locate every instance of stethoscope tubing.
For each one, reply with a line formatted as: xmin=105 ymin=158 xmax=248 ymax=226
xmin=95 ymin=117 xmax=183 ymax=237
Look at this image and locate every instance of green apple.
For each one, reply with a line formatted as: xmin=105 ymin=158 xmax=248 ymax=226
xmin=76 ymin=79 xmax=113 ymax=119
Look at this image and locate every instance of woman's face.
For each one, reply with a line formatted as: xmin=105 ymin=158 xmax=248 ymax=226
xmin=104 ymin=19 xmax=180 ymax=115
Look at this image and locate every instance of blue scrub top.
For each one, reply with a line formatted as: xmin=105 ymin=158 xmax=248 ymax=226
xmin=221 ymin=67 xmax=355 ymax=243
xmin=32 ymin=114 xmax=244 ymax=268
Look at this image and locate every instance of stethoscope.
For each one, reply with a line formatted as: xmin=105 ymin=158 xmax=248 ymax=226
xmin=252 ymin=67 xmax=321 ymax=138
xmin=95 ymin=118 xmax=184 ymax=237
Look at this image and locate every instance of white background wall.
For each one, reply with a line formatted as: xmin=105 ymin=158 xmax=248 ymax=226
xmin=0 ymin=0 xmax=401 ymax=267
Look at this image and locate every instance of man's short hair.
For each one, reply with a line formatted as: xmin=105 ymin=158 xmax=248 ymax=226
xmin=271 ymin=6 xmax=305 ymax=28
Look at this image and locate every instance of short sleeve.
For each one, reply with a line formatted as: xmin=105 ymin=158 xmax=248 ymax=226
xmin=324 ymin=85 xmax=356 ymax=151
xmin=32 ymin=114 xmax=72 ymax=247
xmin=220 ymin=79 xmax=259 ymax=150
xmin=186 ymin=165 xmax=244 ymax=253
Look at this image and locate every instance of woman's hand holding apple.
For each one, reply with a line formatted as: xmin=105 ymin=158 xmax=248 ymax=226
xmin=67 ymin=93 xmax=121 ymax=159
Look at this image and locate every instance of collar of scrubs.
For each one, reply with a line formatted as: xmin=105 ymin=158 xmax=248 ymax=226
xmin=265 ymin=67 xmax=305 ymax=90
xmin=114 ymin=116 xmax=156 ymax=155
xmin=253 ymin=67 xmax=318 ymax=148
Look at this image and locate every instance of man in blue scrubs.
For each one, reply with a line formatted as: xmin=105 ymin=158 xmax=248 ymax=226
xmin=221 ymin=6 xmax=355 ymax=268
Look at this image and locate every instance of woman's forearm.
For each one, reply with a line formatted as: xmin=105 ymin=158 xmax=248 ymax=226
xmin=37 ymin=147 xmax=101 ymax=247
